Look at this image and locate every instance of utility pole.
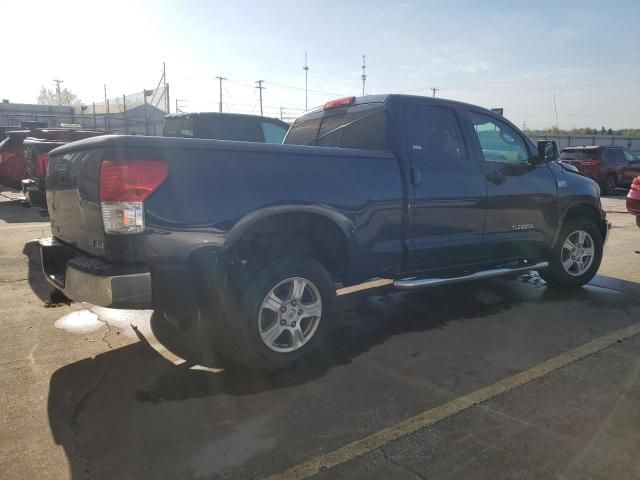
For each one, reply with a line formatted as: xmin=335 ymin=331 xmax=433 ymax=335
xmin=553 ymin=94 xmax=560 ymax=141
xmin=123 ymin=94 xmax=128 ymax=134
xmin=143 ymin=89 xmax=153 ymax=135
xmin=163 ymin=62 xmax=170 ymax=113
xmin=53 ymin=79 xmax=64 ymax=105
xmin=280 ymin=106 xmax=284 ymax=121
xmin=215 ymin=76 xmax=227 ymax=112
xmin=361 ymin=55 xmax=367 ymax=96
xmin=303 ymin=52 xmax=309 ymax=110
xmin=256 ymin=80 xmax=265 ymax=116
xmin=104 ymin=84 xmax=109 ymax=130
xmin=430 ymin=87 xmax=439 ymax=98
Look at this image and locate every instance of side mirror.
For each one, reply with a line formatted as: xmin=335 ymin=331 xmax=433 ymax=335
xmin=535 ymin=140 xmax=559 ymax=164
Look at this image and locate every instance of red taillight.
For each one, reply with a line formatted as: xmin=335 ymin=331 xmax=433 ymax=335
xmin=323 ymin=96 xmax=356 ymax=111
xmin=631 ymin=177 xmax=640 ymax=192
xmin=100 ymin=160 xmax=168 ymax=202
xmin=36 ymin=152 xmax=49 ymax=177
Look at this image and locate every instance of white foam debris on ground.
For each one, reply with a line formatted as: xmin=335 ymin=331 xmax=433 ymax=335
xmin=54 ymin=310 xmax=104 ymax=335
xmin=86 ymin=305 xmax=154 ymax=338
xmin=55 ymin=305 xmax=224 ymax=372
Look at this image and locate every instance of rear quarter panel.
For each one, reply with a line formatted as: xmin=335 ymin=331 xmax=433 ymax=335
xmin=143 ymin=141 xmax=405 ymax=282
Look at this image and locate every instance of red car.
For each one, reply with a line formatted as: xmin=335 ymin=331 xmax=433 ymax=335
xmin=560 ymin=145 xmax=640 ymax=195
xmin=627 ymin=177 xmax=640 ymax=228
xmin=22 ymin=128 xmax=105 ymax=207
xmin=0 ymin=129 xmax=31 ymax=188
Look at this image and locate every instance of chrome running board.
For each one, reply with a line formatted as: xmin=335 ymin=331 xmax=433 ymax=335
xmin=393 ymin=261 xmax=549 ymax=290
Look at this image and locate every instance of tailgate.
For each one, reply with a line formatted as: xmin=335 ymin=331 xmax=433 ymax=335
xmin=46 ymin=147 xmax=106 ymax=257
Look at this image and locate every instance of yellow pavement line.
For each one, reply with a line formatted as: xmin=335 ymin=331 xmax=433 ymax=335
xmin=268 ymin=322 xmax=640 ymax=480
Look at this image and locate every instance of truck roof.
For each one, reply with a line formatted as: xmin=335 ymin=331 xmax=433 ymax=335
xmin=303 ymin=93 xmax=508 ymax=118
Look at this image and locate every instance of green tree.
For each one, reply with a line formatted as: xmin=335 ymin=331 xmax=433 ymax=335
xmin=37 ymin=86 xmax=81 ymax=106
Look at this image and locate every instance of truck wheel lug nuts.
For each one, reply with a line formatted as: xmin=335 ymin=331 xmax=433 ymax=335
xmin=280 ymin=320 xmax=286 ymax=326
xmin=298 ymin=309 xmax=303 ymax=316
xmin=280 ymin=306 xmax=287 ymax=313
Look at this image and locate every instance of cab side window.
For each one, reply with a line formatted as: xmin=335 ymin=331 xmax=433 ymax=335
xmin=420 ymin=106 xmax=467 ymax=164
xmin=614 ymin=150 xmax=626 ymax=164
xmin=623 ymin=149 xmax=638 ymax=163
xmin=470 ymin=112 xmax=529 ymax=165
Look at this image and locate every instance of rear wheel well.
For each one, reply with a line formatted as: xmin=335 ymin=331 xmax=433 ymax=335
xmin=227 ymin=213 xmax=350 ymax=283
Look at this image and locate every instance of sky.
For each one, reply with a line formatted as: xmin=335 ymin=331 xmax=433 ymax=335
xmin=2 ymin=0 xmax=640 ymax=129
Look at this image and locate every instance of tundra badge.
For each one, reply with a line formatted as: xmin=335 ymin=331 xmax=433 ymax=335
xmin=512 ymin=224 xmax=534 ymax=231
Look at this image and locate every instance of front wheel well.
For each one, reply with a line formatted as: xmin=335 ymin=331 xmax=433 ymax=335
xmin=561 ymin=203 xmax=606 ymax=240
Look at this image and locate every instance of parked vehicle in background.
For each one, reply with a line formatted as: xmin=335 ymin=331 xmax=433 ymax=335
xmin=560 ymin=145 xmax=640 ymax=195
xmin=626 ymin=177 xmax=640 ymax=228
xmin=40 ymin=94 xmax=609 ymax=370
xmin=0 ymin=129 xmax=31 ymax=187
xmin=21 ymin=128 xmax=105 ymax=207
xmin=163 ymin=112 xmax=289 ymax=143
xmin=0 ymin=126 xmax=19 ymax=142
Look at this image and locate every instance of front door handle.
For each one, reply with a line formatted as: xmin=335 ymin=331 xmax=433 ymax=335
xmin=486 ymin=171 xmax=506 ymax=185
xmin=410 ymin=166 xmax=422 ymax=185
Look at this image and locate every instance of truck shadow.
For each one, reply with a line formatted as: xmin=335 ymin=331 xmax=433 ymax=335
xmin=47 ymin=274 xmax=640 ymax=479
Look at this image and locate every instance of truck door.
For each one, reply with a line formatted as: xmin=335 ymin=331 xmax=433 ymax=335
xmin=463 ymin=109 xmax=558 ymax=262
xmin=404 ymin=101 xmax=487 ymax=271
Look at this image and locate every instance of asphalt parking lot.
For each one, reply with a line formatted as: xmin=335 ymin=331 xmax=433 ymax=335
xmin=1 ymin=188 xmax=640 ymax=480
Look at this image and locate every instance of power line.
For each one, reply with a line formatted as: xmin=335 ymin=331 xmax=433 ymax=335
xmin=255 ymin=80 xmax=265 ymax=116
xmin=262 ymin=80 xmax=344 ymax=97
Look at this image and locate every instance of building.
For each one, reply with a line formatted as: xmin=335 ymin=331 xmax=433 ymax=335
xmin=0 ymin=102 xmax=75 ymax=128
xmin=0 ymin=100 xmax=166 ymax=135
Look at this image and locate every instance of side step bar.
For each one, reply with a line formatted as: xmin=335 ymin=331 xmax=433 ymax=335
xmin=393 ymin=261 xmax=549 ymax=290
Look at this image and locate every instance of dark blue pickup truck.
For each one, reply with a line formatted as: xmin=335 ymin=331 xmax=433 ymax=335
xmin=40 ymin=95 xmax=609 ymax=369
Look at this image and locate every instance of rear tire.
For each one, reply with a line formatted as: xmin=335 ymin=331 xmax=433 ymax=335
xmin=207 ymin=256 xmax=336 ymax=370
xmin=540 ymin=218 xmax=603 ymax=288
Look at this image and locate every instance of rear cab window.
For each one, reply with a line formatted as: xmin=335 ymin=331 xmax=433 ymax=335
xmin=560 ymin=149 xmax=597 ymax=161
xmin=163 ymin=117 xmax=194 ymax=137
xmin=284 ymin=102 xmax=386 ymax=151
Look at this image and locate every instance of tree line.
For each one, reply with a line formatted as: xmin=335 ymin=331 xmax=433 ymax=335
xmin=527 ymin=126 xmax=640 ymax=137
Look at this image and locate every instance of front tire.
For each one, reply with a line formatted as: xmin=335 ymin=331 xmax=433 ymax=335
xmin=216 ymin=256 xmax=336 ymax=370
xmin=540 ymin=218 xmax=603 ymax=288
xmin=602 ymin=173 xmax=617 ymax=195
